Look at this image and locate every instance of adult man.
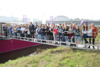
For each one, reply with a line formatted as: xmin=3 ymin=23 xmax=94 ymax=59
xmin=35 ymin=22 xmax=38 ymax=30
xmin=3 ymin=25 xmax=9 ymax=37
xmin=29 ymin=22 xmax=35 ymax=38
xmin=91 ymin=23 xmax=98 ymax=45
xmin=47 ymin=23 xmax=50 ymax=30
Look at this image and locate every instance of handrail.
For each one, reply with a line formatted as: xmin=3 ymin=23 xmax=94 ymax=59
xmin=7 ymin=35 xmax=100 ymax=50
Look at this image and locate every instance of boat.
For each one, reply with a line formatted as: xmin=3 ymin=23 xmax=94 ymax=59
xmin=0 ymin=38 xmax=41 ymax=53
xmin=0 ymin=22 xmax=41 ymax=53
xmin=0 ymin=37 xmax=56 ymax=63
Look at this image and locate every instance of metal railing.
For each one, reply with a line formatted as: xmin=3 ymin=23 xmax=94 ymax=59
xmin=7 ymin=35 xmax=100 ymax=51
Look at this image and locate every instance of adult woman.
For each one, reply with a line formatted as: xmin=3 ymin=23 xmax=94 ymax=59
xmin=21 ymin=25 xmax=26 ymax=37
xmin=44 ymin=25 xmax=48 ymax=40
xmin=91 ymin=23 xmax=98 ymax=45
xmin=82 ymin=23 xmax=88 ymax=44
xmin=13 ymin=25 xmax=17 ymax=36
xmin=64 ymin=22 xmax=68 ymax=27
xmin=36 ymin=26 xmax=41 ymax=41
xmin=68 ymin=24 xmax=75 ymax=42
xmin=49 ymin=26 xmax=54 ymax=40
xmin=40 ymin=24 xmax=45 ymax=39
xmin=58 ymin=24 xmax=63 ymax=41
xmin=24 ymin=25 xmax=29 ymax=37
xmin=63 ymin=26 xmax=69 ymax=42
xmin=36 ymin=26 xmax=39 ymax=39
xmin=87 ymin=25 xmax=92 ymax=44
xmin=27 ymin=25 xmax=30 ymax=37
xmin=74 ymin=25 xmax=81 ymax=43
xmin=72 ymin=23 xmax=76 ymax=31
xmin=53 ymin=25 xmax=58 ymax=41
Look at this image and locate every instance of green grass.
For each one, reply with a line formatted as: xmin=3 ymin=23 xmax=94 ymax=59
xmin=96 ymin=33 xmax=100 ymax=42
xmin=0 ymin=30 xmax=100 ymax=67
xmin=1 ymin=47 xmax=100 ymax=67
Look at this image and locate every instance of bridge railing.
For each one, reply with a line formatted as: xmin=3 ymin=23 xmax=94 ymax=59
xmin=8 ymin=35 xmax=100 ymax=50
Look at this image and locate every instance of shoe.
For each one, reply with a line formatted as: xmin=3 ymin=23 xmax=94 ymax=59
xmin=88 ymin=46 xmax=90 ymax=48
xmin=93 ymin=46 xmax=95 ymax=49
xmin=83 ymin=45 xmax=86 ymax=48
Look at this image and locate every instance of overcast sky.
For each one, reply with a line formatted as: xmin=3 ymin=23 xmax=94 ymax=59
xmin=0 ymin=0 xmax=100 ymax=21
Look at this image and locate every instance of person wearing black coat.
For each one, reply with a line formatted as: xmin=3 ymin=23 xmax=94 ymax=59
xmin=29 ymin=22 xmax=35 ymax=38
xmin=48 ymin=27 xmax=54 ymax=40
xmin=3 ymin=25 xmax=9 ymax=37
xmin=63 ymin=26 xmax=69 ymax=42
xmin=44 ymin=26 xmax=49 ymax=40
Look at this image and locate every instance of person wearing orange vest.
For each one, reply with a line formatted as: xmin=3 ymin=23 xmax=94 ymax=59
xmin=91 ymin=23 xmax=98 ymax=45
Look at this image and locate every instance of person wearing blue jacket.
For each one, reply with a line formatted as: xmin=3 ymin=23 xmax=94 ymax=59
xmin=9 ymin=26 xmax=13 ymax=36
xmin=40 ymin=25 xmax=45 ymax=39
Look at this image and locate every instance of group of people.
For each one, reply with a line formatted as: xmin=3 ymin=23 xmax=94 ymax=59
xmin=3 ymin=21 xmax=98 ymax=45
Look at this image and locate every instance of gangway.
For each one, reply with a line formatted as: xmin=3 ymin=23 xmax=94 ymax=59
xmin=5 ymin=36 xmax=100 ymax=51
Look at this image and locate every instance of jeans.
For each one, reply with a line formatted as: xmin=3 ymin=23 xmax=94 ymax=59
xmin=12 ymin=31 xmax=15 ymax=36
xmin=49 ymin=35 xmax=53 ymax=40
xmin=24 ymin=33 xmax=27 ymax=37
xmin=44 ymin=35 xmax=48 ymax=40
xmin=4 ymin=31 xmax=8 ymax=37
xmin=62 ymin=34 xmax=65 ymax=41
xmin=82 ymin=34 xmax=88 ymax=44
xmin=21 ymin=32 xmax=24 ymax=37
xmin=58 ymin=33 xmax=63 ymax=41
xmin=36 ymin=34 xmax=38 ymax=39
xmin=68 ymin=36 xmax=73 ymax=42
xmin=10 ymin=31 xmax=13 ymax=36
xmin=17 ymin=33 xmax=21 ymax=37
xmin=92 ymin=36 xmax=95 ymax=45
xmin=30 ymin=32 xmax=34 ymax=38
xmin=65 ymin=36 xmax=68 ymax=42
xmin=37 ymin=34 xmax=41 ymax=42
xmin=53 ymin=33 xmax=57 ymax=41
xmin=47 ymin=35 xmax=50 ymax=40
xmin=75 ymin=36 xmax=81 ymax=42
xmin=88 ymin=36 xmax=92 ymax=44
xmin=41 ymin=35 xmax=44 ymax=39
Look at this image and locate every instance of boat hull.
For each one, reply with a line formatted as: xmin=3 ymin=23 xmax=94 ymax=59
xmin=0 ymin=39 xmax=40 ymax=53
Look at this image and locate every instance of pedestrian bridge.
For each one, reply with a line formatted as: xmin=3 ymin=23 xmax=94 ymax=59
xmin=1 ymin=35 xmax=100 ymax=51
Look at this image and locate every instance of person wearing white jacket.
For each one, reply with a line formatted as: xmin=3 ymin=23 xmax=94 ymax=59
xmin=87 ymin=25 xmax=92 ymax=44
xmin=21 ymin=26 xmax=26 ymax=37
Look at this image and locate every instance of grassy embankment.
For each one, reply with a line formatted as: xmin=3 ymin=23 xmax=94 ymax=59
xmin=1 ymin=47 xmax=100 ymax=67
xmin=0 ymin=31 xmax=100 ymax=67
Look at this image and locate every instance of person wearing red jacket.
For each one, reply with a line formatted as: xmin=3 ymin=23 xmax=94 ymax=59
xmin=53 ymin=25 xmax=58 ymax=41
xmin=91 ymin=23 xmax=98 ymax=45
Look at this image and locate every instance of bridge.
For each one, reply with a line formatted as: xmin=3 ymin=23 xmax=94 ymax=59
xmin=1 ymin=35 xmax=98 ymax=51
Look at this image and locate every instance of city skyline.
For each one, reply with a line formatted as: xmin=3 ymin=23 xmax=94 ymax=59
xmin=0 ymin=15 xmax=98 ymax=23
